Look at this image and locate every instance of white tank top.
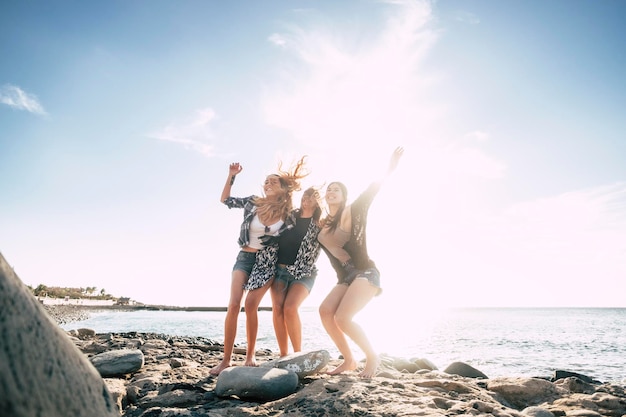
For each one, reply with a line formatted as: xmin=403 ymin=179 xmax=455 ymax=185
xmin=248 ymin=215 xmax=283 ymax=249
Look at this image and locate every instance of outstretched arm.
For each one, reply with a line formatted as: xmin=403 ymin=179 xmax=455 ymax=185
xmin=388 ymin=146 xmax=404 ymax=175
xmin=378 ymin=146 xmax=404 ymax=184
xmin=220 ymin=162 xmax=243 ymax=203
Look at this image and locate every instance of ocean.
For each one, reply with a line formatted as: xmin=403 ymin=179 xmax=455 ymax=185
xmin=61 ymin=306 xmax=626 ymax=385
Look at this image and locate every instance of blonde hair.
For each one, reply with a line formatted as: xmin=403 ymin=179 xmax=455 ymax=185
xmin=254 ymin=156 xmax=309 ymax=222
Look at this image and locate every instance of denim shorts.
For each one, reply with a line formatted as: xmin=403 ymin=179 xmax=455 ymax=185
xmin=274 ymin=265 xmax=317 ymax=293
xmin=232 ymin=251 xmax=257 ymax=275
xmin=339 ymin=260 xmax=381 ymax=294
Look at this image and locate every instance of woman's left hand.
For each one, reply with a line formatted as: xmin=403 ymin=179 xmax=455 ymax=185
xmin=388 ymin=146 xmax=404 ymax=173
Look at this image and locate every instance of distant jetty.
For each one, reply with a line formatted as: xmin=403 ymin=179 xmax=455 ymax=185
xmin=97 ymin=305 xmax=273 ymax=312
xmin=37 ymin=296 xmax=272 ymax=312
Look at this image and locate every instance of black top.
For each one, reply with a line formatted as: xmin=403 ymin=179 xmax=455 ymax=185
xmin=277 ymin=216 xmax=312 ymax=265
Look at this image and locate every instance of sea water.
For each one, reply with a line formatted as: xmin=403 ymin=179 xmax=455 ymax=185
xmin=62 ymin=307 xmax=626 ymax=384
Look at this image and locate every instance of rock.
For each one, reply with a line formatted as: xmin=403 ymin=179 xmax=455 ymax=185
xmin=522 ymin=406 xmax=556 ymax=416
xmin=20 ymin=329 xmax=624 ymax=417
xmin=552 ymin=370 xmax=601 ymax=384
xmin=488 ymin=377 xmax=559 ymax=409
xmin=412 ymin=357 xmax=438 ymax=370
xmin=260 ymin=350 xmax=330 ymax=378
xmin=0 ymin=252 xmax=119 ymax=417
xmin=392 ymin=357 xmax=420 ymax=373
xmin=104 ymin=377 xmax=128 ymax=413
xmin=443 ymin=361 xmax=488 ymax=379
xmin=137 ymin=389 xmax=204 ymax=408
xmin=554 ymin=376 xmax=596 ymax=394
xmin=91 ymin=348 xmax=145 ymax=377
xmin=77 ymin=327 xmax=96 ymax=339
xmin=215 ymin=366 xmax=299 ymax=401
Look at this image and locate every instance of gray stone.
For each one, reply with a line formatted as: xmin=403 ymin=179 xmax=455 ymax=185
xmin=137 ymin=389 xmax=204 ymax=408
xmin=411 ymin=357 xmax=438 ymax=370
xmin=522 ymin=406 xmax=556 ymax=417
xmin=444 ymin=361 xmax=488 ymax=379
xmin=392 ymin=358 xmax=419 ymax=373
xmin=552 ymin=370 xmax=600 ymax=384
xmin=0 ymin=252 xmax=118 ymax=417
xmin=91 ymin=348 xmax=145 ymax=377
xmin=260 ymin=350 xmax=330 ymax=378
xmin=215 ymin=366 xmax=298 ymax=401
xmin=77 ymin=327 xmax=96 ymax=339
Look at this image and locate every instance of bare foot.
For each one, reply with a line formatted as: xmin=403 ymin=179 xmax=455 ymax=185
xmin=326 ymin=358 xmax=358 ymax=375
xmin=359 ymin=355 xmax=381 ymax=379
xmin=209 ymin=360 xmax=231 ymax=376
xmin=244 ymin=357 xmax=258 ymax=367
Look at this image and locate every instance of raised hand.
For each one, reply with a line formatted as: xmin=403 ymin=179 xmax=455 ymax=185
xmin=388 ymin=147 xmax=404 ymax=173
xmin=229 ymin=163 xmax=243 ymax=177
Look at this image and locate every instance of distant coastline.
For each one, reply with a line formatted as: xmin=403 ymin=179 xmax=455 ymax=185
xmin=38 ymin=296 xmax=271 ymax=312
xmin=87 ymin=305 xmax=273 ymax=312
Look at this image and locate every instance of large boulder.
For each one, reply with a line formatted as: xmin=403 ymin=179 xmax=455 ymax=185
xmin=260 ymin=350 xmax=330 ymax=378
xmin=215 ymin=366 xmax=299 ymax=401
xmin=0 ymin=252 xmax=118 ymax=417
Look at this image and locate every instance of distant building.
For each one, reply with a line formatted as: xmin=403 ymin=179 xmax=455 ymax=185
xmin=116 ymin=297 xmax=131 ymax=305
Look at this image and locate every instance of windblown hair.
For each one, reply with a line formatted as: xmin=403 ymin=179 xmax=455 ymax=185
xmin=254 ymin=156 xmax=309 ymax=222
xmin=322 ymin=181 xmax=348 ymax=233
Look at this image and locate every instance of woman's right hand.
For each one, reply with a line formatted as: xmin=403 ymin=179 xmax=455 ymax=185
xmin=229 ymin=163 xmax=243 ymax=177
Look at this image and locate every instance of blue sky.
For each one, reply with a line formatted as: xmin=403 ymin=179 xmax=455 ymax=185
xmin=2 ymin=0 xmax=625 ymax=309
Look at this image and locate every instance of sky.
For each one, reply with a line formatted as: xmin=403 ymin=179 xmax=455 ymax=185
xmin=2 ymin=0 xmax=625 ymax=310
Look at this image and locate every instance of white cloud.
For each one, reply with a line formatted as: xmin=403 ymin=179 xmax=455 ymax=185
xmin=148 ymin=108 xmax=217 ymax=157
xmin=268 ymin=33 xmax=288 ymax=48
xmin=0 ymin=84 xmax=47 ymax=115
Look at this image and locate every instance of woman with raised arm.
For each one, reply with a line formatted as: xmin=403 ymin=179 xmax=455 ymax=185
xmin=317 ymin=147 xmax=404 ymax=378
xmin=267 ymin=187 xmax=322 ymax=356
xmin=210 ymin=158 xmax=307 ymax=376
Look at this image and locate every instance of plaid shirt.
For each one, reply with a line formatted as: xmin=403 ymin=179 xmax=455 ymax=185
xmin=223 ymin=195 xmax=258 ymax=247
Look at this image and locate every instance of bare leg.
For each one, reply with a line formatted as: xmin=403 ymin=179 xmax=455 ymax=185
xmin=319 ymin=284 xmax=357 ymax=375
xmin=243 ymin=279 xmax=272 ymax=366
xmin=270 ymin=279 xmax=289 ymax=356
xmin=334 ymin=278 xmax=379 ymax=378
xmin=283 ymin=282 xmax=310 ymax=353
xmin=210 ymin=270 xmax=247 ymax=375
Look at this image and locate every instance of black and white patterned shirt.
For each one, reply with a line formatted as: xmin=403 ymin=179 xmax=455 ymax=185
xmin=246 ymin=211 xmax=321 ymax=290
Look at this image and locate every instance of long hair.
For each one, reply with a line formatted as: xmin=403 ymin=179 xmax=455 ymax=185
xmin=322 ymin=181 xmax=348 ymax=233
xmin=254 ymin=156 xmax=309 ymax=221
xmin=299 ymin=186 xmax=322 ymax=223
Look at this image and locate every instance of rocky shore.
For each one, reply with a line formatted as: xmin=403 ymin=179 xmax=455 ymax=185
xmin=42 ymin=304 xmax=92 ymax=324
xmin=49 ymin=306 xmax=626 ymax=417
